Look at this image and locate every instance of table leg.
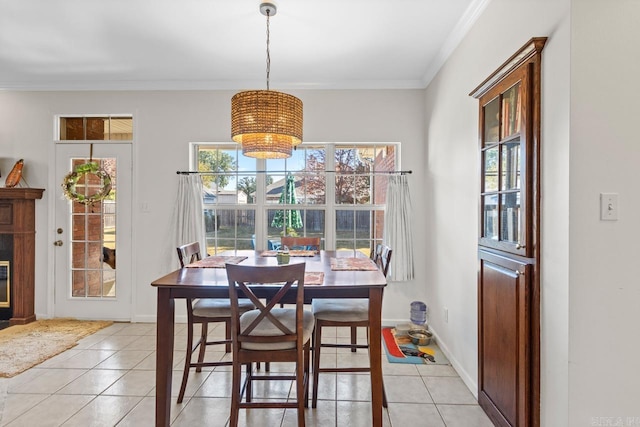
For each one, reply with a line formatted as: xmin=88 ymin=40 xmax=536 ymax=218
xmin=156 ymin=288 xmax=175 ymax=427
xmin=368 ymin=287 xmax=384 ymax=427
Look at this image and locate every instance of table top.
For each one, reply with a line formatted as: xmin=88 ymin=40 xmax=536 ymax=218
xmin=151 ymin=250 xmax=387 ymax=291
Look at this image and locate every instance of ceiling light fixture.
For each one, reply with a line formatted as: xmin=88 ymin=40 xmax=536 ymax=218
xmin=231 ymin=2 xmax=303 ymax=159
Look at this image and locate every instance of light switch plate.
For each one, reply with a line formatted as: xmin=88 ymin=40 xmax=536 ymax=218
xmin=600 ymin=193 xmax=618 ymax=221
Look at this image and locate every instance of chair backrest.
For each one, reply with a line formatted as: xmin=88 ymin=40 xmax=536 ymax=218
xmin=177 ymin=242 xmax=202 ymax=268
xmin=225 ymin=262 xmax=306 ymax=348
xmin=370 ymin=243 xmax=383 ymax=260
xmin=280 ymin=236 xmax=321 ymax=252
xmin=375 ymin=245 xmax=393 ymax=277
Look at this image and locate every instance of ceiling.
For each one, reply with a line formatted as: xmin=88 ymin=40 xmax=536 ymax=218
xmin=0 ymin=0 xmax=488 ymax=91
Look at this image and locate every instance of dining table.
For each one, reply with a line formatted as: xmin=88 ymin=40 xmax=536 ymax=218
xmin=151 ymin=249 xmax=387 ymax=427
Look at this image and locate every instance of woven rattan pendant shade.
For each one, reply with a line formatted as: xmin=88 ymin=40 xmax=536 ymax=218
xmin=231 ymin=89 xmax=303 ymax=159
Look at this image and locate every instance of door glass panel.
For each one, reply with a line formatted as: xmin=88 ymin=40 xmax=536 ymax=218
xmin=483 ymin=147 xmax=499 ymax=192
xmin=501 ymin=82 xmax=521 ymax=139
xmin=500 ymin=192 xmax=520 ymax=243
xmin=501 ymin=139 xmax=521 ymax=190
xmin=69 ymin=158 xmax=117 ymax=298
xmin=484 ymin=97 xmax=500 ymax=146
xmin=482 ymin=194 xmax=499 ymax=240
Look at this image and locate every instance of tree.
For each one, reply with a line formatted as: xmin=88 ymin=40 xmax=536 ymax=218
xmin=304 ymin=148 xmax=371 ymax=204
xmin=198 ymin=150 xmax=236 ymax=189
xmin=238 ymin=177 xmax=256 ymax=203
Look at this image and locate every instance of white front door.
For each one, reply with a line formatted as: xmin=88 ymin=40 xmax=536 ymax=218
xmin=54 ymin=143 xmax=132 ymax=320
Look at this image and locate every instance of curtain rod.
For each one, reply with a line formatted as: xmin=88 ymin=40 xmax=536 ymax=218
xmin=176 ymin=170 xmax=412 ymax=175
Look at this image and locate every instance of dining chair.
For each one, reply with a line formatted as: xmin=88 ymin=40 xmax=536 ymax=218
xmin=310 ymin=244 xmax=392 ymax=408
xmin=280 ymin=236 xmax=321 ymax=252
xmin=225 ymin=262 xmax=314 ymax=427
xmin=175 ymin=242 xmax=254 ymax=404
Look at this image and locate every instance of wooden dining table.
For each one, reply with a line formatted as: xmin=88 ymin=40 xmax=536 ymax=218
xmin=151 ymin=250 xmax=387 ymax=427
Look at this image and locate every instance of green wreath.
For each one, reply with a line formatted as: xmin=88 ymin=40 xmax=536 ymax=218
xmin=62 ymin=162 xmax=112 ymax=205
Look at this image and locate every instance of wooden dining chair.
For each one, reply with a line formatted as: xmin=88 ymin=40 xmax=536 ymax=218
xmin=280 ymin=236 xmax=321 ymax=252
xmin=225 ymin=262 xmax=314 ymax=427
xmin=310 ymin=244 xmax=392 ymax=408
xmin=175 ymin=242 xmax=254 ymax=404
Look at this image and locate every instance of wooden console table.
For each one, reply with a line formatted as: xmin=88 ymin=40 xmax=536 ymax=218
xmin=0 ymin=188 xmax=45 ymax=325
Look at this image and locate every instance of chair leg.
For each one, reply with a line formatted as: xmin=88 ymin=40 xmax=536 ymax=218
xmin=383 ymin=381 xmax=388 ymax=408
xmin=225 ymin=319 xmax=232 ymax=353
xmin=177 ymin=319 xmax=195 ymax=404
xmin=297 ymin=347 xmax=306 ymax=427
xmin=311 ymin=321 xmax=322 ymax=408
xmin=230 ymin=360 xmax=242 ymax=427
xmin=304 ymin=341 xmax=311 ymax=408
xmin=350 ymin=326 xmax=357 ymax=352
xmin=245 ymin=362 xmax=253 ymax=403
xmin=196 ymin=322 xmax=208 ymax=373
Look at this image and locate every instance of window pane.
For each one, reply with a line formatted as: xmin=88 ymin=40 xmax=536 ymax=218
xmin=86 ymin=117 xmax=108 ymax=140
xmin=198 ymin=147 xmax=241 ymax=196
xmin=110 ymin=117 xmax=133 ymax=140
xmin=372 ymin=210 xmax=385 ymax=242
xmin=335 ymin=175 xmax=355 ymax=204
xmin=305 ymin=210 xmax=325 ymax=243
xmin=484 ymin=97 xmax=500 ymax=146
xmin=500 ymin=192 xmax=520 ymax=243
xmin=236 ymin=175 xmax=255 ymax=204
xmin=336 ymin=210 xmax=360 ymax=250
xmin=266 ymin=175 xmax=298 ymax=205
xmin=501 ymin=82 xmax=521 ymax=139
xmin=501 ymin=140 xmax=520 ymax=190
xmin=483 ymin=147 xmax=499 ymax=192
xmin=372 ymin=174 xmax=389 ymax=205
xmin=60 ymin=117 xmax=84 ymax=140
xmin=204 ymin=208 xmax=255 ymax=254
xmin=482 ymin=194 xmax=498 ymax=240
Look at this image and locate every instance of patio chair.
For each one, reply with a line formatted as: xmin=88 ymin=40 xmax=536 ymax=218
xmin=280 ymin=236 xmax=321 ymax=252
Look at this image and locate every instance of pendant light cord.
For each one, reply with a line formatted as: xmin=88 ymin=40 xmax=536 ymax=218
xmin=265 ymin=8 xmax=271 ymax=90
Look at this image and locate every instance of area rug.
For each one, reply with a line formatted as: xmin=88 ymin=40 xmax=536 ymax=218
xmin=382 ymin=327 xmax=450 ymax=365
xmin=0 ymin=318 xmax=113 ymax=378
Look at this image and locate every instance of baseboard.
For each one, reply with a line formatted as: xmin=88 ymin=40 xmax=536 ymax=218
xmin=428 ymin=326 xmax=478 ymax=400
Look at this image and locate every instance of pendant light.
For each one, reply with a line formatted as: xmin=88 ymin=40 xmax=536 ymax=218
xmin=231 ymin=2 xmax=303 ymax=159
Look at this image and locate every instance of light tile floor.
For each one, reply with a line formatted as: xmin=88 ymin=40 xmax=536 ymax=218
xmin=0 ymin=322 xmax=494 ymax=426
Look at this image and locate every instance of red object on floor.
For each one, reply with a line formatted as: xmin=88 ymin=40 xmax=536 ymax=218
xmin=382 ymin=327 xmax=406 ymax=358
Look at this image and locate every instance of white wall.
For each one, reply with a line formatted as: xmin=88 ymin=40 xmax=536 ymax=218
xmin=422 ymin=0 xmax=571 ymax=425
xmin=0 ymin=89 xmax=425 ymax=323
xmin=569 ymin=1 xmax=640 ymax=424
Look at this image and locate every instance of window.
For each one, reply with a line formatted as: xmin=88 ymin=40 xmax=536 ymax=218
xmin=58 ymin=116 xmax=133 ymax=140
xmin=194 ymin=143 xmax=398 ymax=255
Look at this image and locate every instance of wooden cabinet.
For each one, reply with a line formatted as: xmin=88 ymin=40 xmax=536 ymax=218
xmin=470 ymin=38 xmax=545 ymax=427
xmin=0 ymin=188 xmax=45 ymax=325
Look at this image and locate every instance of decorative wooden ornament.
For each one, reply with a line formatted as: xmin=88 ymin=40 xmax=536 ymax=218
xmin=4 ymin=159 xmax=24 ymax=188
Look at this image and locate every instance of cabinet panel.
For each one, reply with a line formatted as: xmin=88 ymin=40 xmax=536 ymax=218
xmin=478 ymin=251 xmax=531 ymax=426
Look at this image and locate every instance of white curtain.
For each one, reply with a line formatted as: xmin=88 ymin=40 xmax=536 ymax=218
xmin=173 ymin=174 xmax=206 ymax=261
xmin=383 ymin=174 xmax=414 ymax=281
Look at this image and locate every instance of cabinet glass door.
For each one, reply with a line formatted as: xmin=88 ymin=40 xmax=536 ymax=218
xmin=479 ymin=75 xmax=528 ymax=255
